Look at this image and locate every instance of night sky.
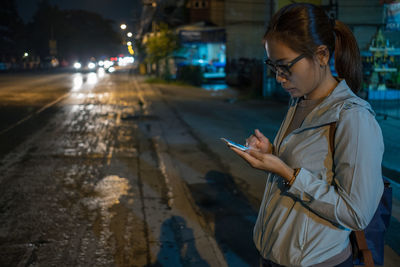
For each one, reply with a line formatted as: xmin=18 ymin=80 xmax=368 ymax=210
xmin=16 ymin=0 xmax=142 ymax=26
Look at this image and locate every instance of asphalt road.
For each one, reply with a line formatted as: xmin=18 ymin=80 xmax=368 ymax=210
xmin=0 ymin=70 xmax=399 ymax=266
xmin=0 ymin=70 xmax=254 ymax=266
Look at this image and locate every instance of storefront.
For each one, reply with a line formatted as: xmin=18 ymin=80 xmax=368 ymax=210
xmin=361 ymin=29 xmax=400 ymax=100
xmin=361 ymin=2 xmax=400 ymax=101
xmin=175 ymin=22 xmax=226 ymax=80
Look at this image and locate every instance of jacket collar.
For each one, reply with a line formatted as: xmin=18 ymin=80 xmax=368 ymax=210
xmin=292 ymin=80 xmax=374 ymax=133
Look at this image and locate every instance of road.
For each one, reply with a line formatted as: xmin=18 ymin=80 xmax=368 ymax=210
xmin=0 ymin=70 xmax=399 ymax=266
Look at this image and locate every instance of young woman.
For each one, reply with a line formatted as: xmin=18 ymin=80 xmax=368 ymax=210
xmin=230 ymin=3 xmax=384 ymax=267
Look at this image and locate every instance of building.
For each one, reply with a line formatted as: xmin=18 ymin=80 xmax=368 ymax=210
xmin=138 ymin=0 xmax=399 ymax=98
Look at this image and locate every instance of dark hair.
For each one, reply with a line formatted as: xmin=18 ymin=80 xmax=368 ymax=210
xmin=264 ymin=3 xmax=362 ymax=93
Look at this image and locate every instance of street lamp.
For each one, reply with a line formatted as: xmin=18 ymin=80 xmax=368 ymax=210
xmin=120 ymin=24 xmax=127 ymax=30
xmin=127 ymin=32 xmax=133 ymax=38
xmin=127 ymin=41 xmax=132 ymax=46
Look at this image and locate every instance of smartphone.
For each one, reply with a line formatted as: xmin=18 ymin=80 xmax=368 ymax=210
xmin=220 ymin=138 xmax=249 ymax=151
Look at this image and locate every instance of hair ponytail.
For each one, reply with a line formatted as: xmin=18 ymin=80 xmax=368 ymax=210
xmin=333 ymin=20 xmax=362 ymax=93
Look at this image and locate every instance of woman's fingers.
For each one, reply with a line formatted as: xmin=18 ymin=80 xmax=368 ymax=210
xmin=230 ymin=147 xmax=269 ymax=170
xmin=255 ymin=129 xmax=268 ymax=142
xmin=254 ymin=129 xmax=273 ymax=153
xmin=230 ymin=146 xmax=250 ymax=158
xmin=248 ymin=149 xmax=265 ymax=160
xmin=246 ymin=130 xmax=267 ymax=146
xmin=246 ymin=134 xmax=258 ymax=147
xmin=231 ymin=147 xmax=260 ymax=165
xmin=230 ymin=145 xmax=288 ymax=176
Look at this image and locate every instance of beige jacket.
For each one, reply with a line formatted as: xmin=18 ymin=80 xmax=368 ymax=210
xmin=253 ymin=80 xmax=384 ymax=266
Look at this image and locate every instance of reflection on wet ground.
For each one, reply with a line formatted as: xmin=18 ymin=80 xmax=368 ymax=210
xmin=201 ymin=82 xmax=229 ymax=91
xmin=0 ymin=72 xmax=145 ymax=266
xmin=83 ymin=175 xmax=131 ymax=210
xmin=72 ymin=74 xmax=83 ymax=91
xmin=87 ymin=72 xmax=98 ymax=84
xmin=70 ymin=69 xmax=104 ymax=92
xmin=0 ymin=73 xmax=258 ymax=266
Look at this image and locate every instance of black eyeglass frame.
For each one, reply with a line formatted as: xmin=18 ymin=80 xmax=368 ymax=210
xmin=264 ymin=54 xmax=306 ymax=78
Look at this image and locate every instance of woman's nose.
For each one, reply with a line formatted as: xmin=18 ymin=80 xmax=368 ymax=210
xmin=275 ymin=72 xmax=287 ymax=83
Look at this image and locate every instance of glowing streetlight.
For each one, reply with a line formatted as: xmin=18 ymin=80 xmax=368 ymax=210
xmin=127 ymin=32 xmax=133 ymax=37
xmin=120 ymin=24 xmax=127 ymax=30
xmin=127 ymin=41 xmax=132 ymax=46
xmin=23 ymin=52 xmax=29 ymax=57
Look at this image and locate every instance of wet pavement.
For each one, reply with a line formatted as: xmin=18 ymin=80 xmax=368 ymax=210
xmin=0 ymin=70 xmax=399 ymax=266
xmin=0 ymin=71 xmax=253 ymax=266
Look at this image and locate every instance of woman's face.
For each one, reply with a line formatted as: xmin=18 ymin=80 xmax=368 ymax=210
xmin=265 ymin=37 xmax=323 ymax=99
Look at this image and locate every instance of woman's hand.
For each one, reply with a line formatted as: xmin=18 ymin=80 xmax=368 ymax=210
xmin=230 ymin=147 xmax=294 ymax=181
xmin=246 ymin=129 xmax=273 ymax=154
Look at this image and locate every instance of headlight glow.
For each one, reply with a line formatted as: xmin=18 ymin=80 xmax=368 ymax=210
xmin=103 ymin=60 xmax=113 ymax=69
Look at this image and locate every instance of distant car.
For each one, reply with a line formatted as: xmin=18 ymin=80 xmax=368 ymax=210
xmin=98 ymin=59 xmax=115 ymax=72
xmin=73 ymin=62 xmax=82 ymax=70
xmin=73 ymin=60 xmax=98 ymax=72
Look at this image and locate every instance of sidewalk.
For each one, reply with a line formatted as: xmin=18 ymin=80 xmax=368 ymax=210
xmin=141 ymin=79 xmax=400 ymax=265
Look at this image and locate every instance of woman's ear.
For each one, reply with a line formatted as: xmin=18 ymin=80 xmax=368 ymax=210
xmin=316 ymin=45 xmax=330 ymax=66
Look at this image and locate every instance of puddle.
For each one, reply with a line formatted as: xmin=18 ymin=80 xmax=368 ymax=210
xmin=82 ymin=175 xmax=130 ymax=212
xmin=72 ymin=74 xmax=83 ymax=91
xmin=87 ymin=73 xmax=98 ymax=84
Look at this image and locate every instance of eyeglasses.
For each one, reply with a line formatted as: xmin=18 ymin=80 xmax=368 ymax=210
xmin=265 ymin=54 xmax=306 ymax=79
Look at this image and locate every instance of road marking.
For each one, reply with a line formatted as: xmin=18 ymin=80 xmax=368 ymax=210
xmin=105 ymin=110 xmax=120 ymax=166
xmin=116 ymin=110 xmax=121 ymax=125
xmin=107 ymin=146 xmax=113 ymax=166
xmin=153 ymin=136 xmax=175 ymax=208
xmin=0 ymin=92 xmax=70 ymax=136
xmin=132 ymin=79 xmax=148 ymax=113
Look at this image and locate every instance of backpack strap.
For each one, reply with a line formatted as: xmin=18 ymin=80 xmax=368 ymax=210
xmin=329 ymin=122 xmax=336 ymax=153
xmin=328 ymin=122 xmax=375 ymax=267
xmin=354 ymin=231 xmax=375 ymax=267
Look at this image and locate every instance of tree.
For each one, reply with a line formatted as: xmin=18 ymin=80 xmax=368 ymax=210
xmin=0 ymin=0 xmax=25 ymax=61
xmin=26 ymin=0 xmax=62 ymax=59
xmin=26 ymin=1 xmax=121 ymax=61
xmin=145 ymin=23 xmax=179 ymax=77
xmin=58 ymin=9 xmax=121 ymax=60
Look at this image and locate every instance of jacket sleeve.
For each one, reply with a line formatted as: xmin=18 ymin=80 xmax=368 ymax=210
xmin=287 ymin=107 xmax=384 ymax=230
